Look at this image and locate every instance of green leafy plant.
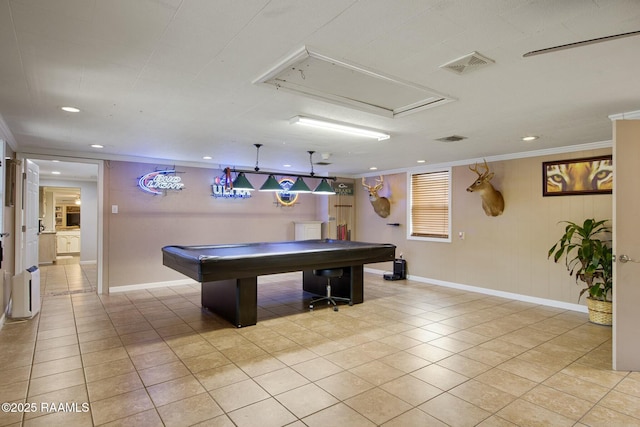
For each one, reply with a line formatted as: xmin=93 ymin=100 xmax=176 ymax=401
xmin=548 ymin=218 xmax=612 ymax=302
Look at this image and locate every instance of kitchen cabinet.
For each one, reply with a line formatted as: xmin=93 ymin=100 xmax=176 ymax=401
xmin=39 ymin=232 xmax=57 ymax=264
xmin=57 ymin=230 xmax=81 ymax=254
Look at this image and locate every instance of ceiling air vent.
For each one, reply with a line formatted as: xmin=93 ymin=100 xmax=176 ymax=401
xmin=436 ymin=135 xmax=467 ymax=142
xmin=314 ymin=161 xmax=332 ymax=166
xmin=254 ymin=46 xmax=455 ymax=118
xmin=440 ymin=52 xmax=494 ymax=75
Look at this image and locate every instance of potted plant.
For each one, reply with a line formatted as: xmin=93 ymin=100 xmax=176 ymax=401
xmin=548 ymin=218 xmax=613 ymax=325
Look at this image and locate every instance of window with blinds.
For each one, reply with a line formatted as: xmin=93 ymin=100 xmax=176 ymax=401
xmin=410 ymin=170 xmax=451 ymax=239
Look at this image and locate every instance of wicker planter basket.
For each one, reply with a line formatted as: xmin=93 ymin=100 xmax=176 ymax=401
xmin=586 ymin=297 xmax=612 ymax=326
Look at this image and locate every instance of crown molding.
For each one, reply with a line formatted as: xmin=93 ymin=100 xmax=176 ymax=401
xmin=609 ymin=110 xmax=640 ymax=120
xmin=358 ymin=140 xmax=612 ymax=178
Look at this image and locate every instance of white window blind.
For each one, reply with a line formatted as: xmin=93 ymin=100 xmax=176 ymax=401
xmin=410 ymin=170 xmax=450 ymax=239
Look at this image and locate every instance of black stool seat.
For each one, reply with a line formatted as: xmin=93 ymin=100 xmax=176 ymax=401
xmin=309 ymin=268 xmax=351 ymax=312
xmin=313 ymin=268 xmax=343 ymax=278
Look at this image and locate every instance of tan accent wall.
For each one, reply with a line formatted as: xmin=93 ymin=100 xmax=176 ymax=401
xmin=356 ymin=148 xmax=612 ymax=305
xmin=105 ymin=161 xmax=321 ymax=289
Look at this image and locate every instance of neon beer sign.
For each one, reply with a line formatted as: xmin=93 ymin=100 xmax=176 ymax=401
xmin=138 ymin=169 xmax=184 ymax=195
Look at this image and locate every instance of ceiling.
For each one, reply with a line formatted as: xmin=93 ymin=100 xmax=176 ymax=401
xmin=1 ymin=0 xmax=639 ymax=178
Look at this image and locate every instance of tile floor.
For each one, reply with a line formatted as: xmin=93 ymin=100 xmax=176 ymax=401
xmin=1 ymin=262 xmax=639 ymax=426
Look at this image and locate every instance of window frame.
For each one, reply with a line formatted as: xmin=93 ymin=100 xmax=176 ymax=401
xmin=407 ymin=168 xmax=452 ymax=242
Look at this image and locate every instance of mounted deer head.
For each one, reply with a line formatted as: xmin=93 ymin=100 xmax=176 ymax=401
xmin=466 ymin=160 xmax=505 ymax=216
xmin=362 ymin=176 xmax=391 ymax=218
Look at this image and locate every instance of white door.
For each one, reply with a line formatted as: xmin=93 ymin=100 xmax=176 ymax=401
xmin=612 ymin=117 xmax=640 ymax=371
xmin=21 ymin=159 xmax=40 ymax=270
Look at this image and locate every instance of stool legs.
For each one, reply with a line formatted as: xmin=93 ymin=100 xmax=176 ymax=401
xmin=309 ymin=277 xmax=352 ymax=312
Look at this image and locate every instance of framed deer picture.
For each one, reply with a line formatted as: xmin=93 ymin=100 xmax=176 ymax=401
xmin=542 ymin=155 xmax=613 ymax=196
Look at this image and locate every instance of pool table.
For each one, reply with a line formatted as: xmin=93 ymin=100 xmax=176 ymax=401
xmin=162 ymin=239 xmax=396 ymax=327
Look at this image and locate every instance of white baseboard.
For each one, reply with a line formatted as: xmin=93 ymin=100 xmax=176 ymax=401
xmin=80 ymin=260 xmax=97 ymax=265
xmin=106 ymin=270 xmax=588 ymax=314
xmin=109 ymin=278 xmax=198 ymax=293
xmin=364 ymin=267 xmax=587 ymax=313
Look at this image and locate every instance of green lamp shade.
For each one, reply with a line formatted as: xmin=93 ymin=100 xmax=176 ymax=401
xmin=289 ymin=177 xmax=312 ymax=193
xmin=259 ymin=175 xmax=283 ymax=191
xmin=232 ymin=172 xmax=254 ymax=191
xmin=312 ymin=178 xmax=335 ymax=194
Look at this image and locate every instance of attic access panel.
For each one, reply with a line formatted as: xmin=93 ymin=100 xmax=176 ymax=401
xmin=254 ymin=46 xmax=455 ymax=118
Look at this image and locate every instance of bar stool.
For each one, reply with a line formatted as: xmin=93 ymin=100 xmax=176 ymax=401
xmin=309 ymin=268 xmax=352 ymax=311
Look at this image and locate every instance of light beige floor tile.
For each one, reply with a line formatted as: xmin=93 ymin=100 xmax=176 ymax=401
xmin=378 ymin=350 xmax=431 ymax=373
xmin=31 ymin=355 xmax=82 ymax=378
xmin=291 ymin=356 xmax=343 ymax=381
xmin=90 ymin=388 xmax=155 ymax=425
xmin=475 ymin=368 xmax=537 ymax=396
xmin=147 ymin=374 xmax=205 ymax=406
xmin=419 ymin=392 xmax=491 ymax=426
xmin=227 ymin=397 xmax=297 ymax=427
xmin=437 ymin=354 xmax=492 ymax=378
xmin=543 ymin=372 xmax=611 ymax=403
xmin=561 ymin=363 xmax=627 ymax=389
xmin=86 ymin=371 xmax=144 ymax=401
xmin=316 ymin=371 xmax=375 ymax=400
xmin=27 ymin=368 xmax=86 ymax=396
xmin=156 ymin=392 xmax=224 ymax=427
xmin=181 ymin=350 xmax=231 ymax=373
xmin=84 ymin=358 xmax=136 ymax=383
xmin=253 ymin=366 xmax=309 ymax=395
xmin=497 ymin=398 xmax=575 ymax=427
xmin=349 ymin=360 xmax=405 ymax=386
xmin=100 ymin=409 xmax=164 ymax=427
xmin=411 ymin=363 xmax=469 ymax=391
xmin=580 ymin=404 xmax=640 ymax=427
xmin=345 ymin=387 xmax=412 ymax=425
xmin=381 ymin=374 xmax=442 ymax=406
xmin=302 ymin=402 xmax=376 ymax=427
xmin=276 ymin=383 xmax=339 ymax=418
xmin=208 ymin=379 xmax=270 ymax=412
xmin=599 ymin=389 xmax=640 ymax=419
xmin=450 ymin=379 xmax=517 ymax=412
xmin=522 ymin=384 xmax=594 ymax=421
xmin=138 ymin=360 xmax=191 ymax=387
xmin=22 ymin=409 xmax=93 ymax=426
xmin=382 ymin=408 xmax=449 ymax=427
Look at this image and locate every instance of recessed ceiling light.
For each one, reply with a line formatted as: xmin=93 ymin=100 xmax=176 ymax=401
xmin=51 ymin=171 xmax=61 ymax=175
xmin=90 ymin=144 xmax=104 ymax=148
xmin=52 ymin=160 xmax=60 ymax=162
xmin=369 ymin=167 xmax=378 ymax=171
xmin=202 ymin=156 xmax=212 ymax=160
xmin=61 ymin=106 xmax=80 ymax=113
xmin=522 ymin=136 xmax=539 ymax=141
xmin=417 ymin=160 xmax=426 ymax=163
xmin=283 ymin=164 xmax=291 ymax=168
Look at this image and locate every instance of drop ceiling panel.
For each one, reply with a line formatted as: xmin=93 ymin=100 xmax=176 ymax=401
xmin=256 ymin=47 xmax=455 ymax=118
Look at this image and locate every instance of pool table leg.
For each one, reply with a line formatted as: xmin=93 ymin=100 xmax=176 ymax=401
xmin=201 ymin=277 xmax=258 ymax=327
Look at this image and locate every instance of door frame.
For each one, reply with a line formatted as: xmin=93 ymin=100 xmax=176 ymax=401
xmin=14 ymin=153 xmax=105 ymax=294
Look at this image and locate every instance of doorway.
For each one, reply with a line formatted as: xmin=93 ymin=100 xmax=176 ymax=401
xmin=17 ymin=155 xmax=104 ymax=294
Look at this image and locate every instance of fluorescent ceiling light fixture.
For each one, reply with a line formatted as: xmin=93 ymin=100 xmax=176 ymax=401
xmin=52 ymin=171 xmax=61 ymax=175
xmin=522 ymin=136 xmax=539 ymax=141
xmin=290 ymin=116 xmax=390 ymax=141
xmin=61 ymin=106 xmax=80 ymax=113
xmin=90 ymin=144 xmax=104 ymax=148
xmin=202 ymin=156 xmax=212 ymax=160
